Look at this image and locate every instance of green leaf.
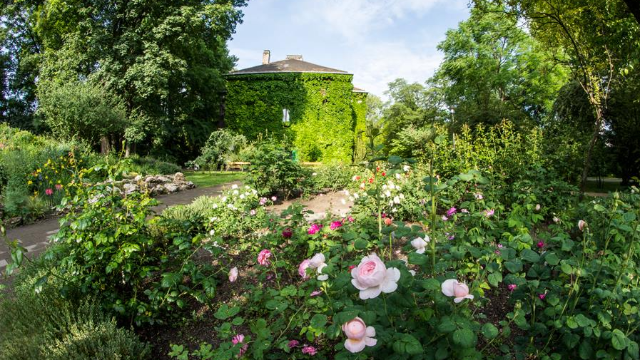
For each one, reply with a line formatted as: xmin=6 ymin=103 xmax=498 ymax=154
xmin=310 ymin=314 xmax=328 ymax=329
xmin=354 ymin=239 xmax=369 ymax=250
xmin=521 ymin=249 xmax=540 ymax=263
xmin=388 ymin=155 xmax=403 ymax=164
xmin=214 ymin=304 xmax=241 ymax=320
xmin=393 ymin=334 xmax=423 ymax=355
xmin=280 ymin=285 xmax=297 ymax=297
xmin=611 ymin=329 xmax=627 ymax=350
xmin=161 ymin=272 xmax=181 ymax=288
xmin=627 ymin=341 xmax=639 ymax=360
xmin=481 ymin=323 xmax=499 ymax=340
xmin=579 ymin=340 xmax=593 ymax=359
xmin=560 ymin=261 xmax=573 ymax=275
xmin=452 ymin=328 xmax=477 ymax=348
xmin=409 ymin=252 xmax=428 ymax=266
xmin=545 ymin=252 xmax=560 ymax=265
xmin=438 ymin=317 xmax=457 ymax=333
xmin=504 ymin=260 xmax=523 ymax=273
xmin=435 ymin=347 xmax=449 ymax=360
xmin=488 ymin=273 xmax=502 ymax=287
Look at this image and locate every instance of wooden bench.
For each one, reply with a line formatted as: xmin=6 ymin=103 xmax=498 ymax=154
xmin=226 ymin=162 xmax=250 ymax=171
xmin=225 ymin=161 xmax=322 ymax=171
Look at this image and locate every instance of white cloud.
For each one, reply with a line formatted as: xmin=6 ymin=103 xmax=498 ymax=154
xmin=293 ymin=0 xmax=454 ymax=43
xmin=350 ymin=42 xmax=443 ymax=98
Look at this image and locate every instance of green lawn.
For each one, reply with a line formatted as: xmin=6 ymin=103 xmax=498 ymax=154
xmin=184 ymin=171 xmax=247 ymax=188
xmin=584 ymin=177 xmax=627 ymax=193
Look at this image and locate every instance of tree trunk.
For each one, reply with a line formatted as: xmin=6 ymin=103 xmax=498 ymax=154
xmin=100 ymin=136 xmax=110 ymax=154
xmin=579 ymin=106 xmax=604 ymax=195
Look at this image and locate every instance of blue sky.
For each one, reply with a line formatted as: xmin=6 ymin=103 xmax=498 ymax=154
xmin=228 ymin=0 xmax=471 ymax=99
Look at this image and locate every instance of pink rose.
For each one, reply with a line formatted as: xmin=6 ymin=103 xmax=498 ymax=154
xmin=578 ymin=220 xmax=587 ymax=232
xmin=282 ymin=228 xmax=293 ymax=238
xmin=348 ymin=216 xmax=355 ymax=223
xmin=232 ymin=334 xmax=248 ymax=357
xmin=308 ymin=224 xmax=322 ymax=235
xmin=229 ymin=267 xmax=238 ymax=282
xmin=309 ymin=253 xmax=328 ymax=281
xmin=330 ymin=220 xmax=343 ymax=230
xmin=298 ymin=259 xmax=311 ymax=280
xmin=441 ymin=279 xmax=474 ymax=303
xmin=351 ymin=253 xmax=400 ymax=300
xmin=257 ymin=249 xmax=272 ymax=266
xmin=446 ymin=207 xmax=457 ymax=217
xmin=508 ymin=284 xmax=517 ymax=291
xmin=287 ymin=340 xmax=299 ymax=348
xmin=45 ymin=188 xmax=53 ymax=196
xmin=301 ymin=346 xmax=317 ymax=355
xmin=342 ymin=317 xmax=377 ymax=353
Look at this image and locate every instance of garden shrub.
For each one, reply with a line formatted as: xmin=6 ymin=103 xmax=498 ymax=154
xmin=0 ymin=252 xmax=149 ymax=360
xmin=160 ymin=184 xmax=275 ymax=240
xmin=245 ymin=142 xmax=310 ymax=198
xmin=191 ymin=129 xmax=247 ymax=170
xmin=48 ymin=182 xmax=218 ymax=325
xmin=0 ymin=124 xmax=94 ymax=219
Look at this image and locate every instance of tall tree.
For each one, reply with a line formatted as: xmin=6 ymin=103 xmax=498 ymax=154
xmin=0 ymin=0 xmax=44 ymax=130
xmin=3 ymin=0 xmax=246 ymax=162
xmin=433 ymin=3 xmax=568 ymax=130
xmin=482 ymin=0 xmax=640 ymax=190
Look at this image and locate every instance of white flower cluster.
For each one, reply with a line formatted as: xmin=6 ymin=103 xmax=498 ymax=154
xmin=381 ymin=180 xmax=404 ymax=213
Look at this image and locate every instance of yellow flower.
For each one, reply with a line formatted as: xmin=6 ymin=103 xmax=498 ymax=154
xmin=34 ymin=191 xmax=39 ymax=196
xmin=36 ymin=169 xmax=41 ymax=173
xmin=27 ymin=180 xmax=33 ymax=185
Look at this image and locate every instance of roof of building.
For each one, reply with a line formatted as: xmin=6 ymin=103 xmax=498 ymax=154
xmin=228 ymin=59 xmax=351 ymax=75
xmin=352 ymin=87 xmax=367 ymax=93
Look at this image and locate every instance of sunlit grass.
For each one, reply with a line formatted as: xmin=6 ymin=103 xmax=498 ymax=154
xmin=184 ymin=171 xmax=247 ymax=188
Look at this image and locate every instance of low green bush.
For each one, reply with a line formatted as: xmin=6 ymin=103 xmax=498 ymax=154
xmin=245 ymin=142 xmax=310 ymax=198
xmin=0 ymin=252 xmax=149 ymax=360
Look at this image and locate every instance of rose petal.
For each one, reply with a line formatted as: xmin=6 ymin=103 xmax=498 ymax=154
xmin=345 ymin=339 xmax=366 ymax=353
xmin=317 ymin=274 xmax=329 ymax=281
xmin=359 ymin=286 xmax=382 ymax=300
xmin=364 ymin=337 xmax=377 ymax=347
xmin=379 ymin=268 xmax=400 ymax=293
xmin=365 ymin=326 xmax=376 ymax=338
xmin=416 ymin=248 xmax=425 ymax=254
xmin=441 ymin=279 xmax=457 ymax=297
xmin=454 ymin=297 xmax=465 ymax=303
xmin=351 ymin=278 xmax=368 ymax=291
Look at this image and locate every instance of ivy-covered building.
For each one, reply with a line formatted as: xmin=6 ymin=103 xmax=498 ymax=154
xmin=224 ymin=51 xmax=367 ymax=163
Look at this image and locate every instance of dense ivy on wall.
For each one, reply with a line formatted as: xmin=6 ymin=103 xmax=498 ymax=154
xmin=351 ymin=92 xmax=368 ymax=161
xmin=224 ymin=73 xmax=360 ymax=162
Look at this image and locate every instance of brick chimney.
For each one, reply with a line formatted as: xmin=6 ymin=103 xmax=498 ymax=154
xmin=262 ymin=50 xmax=270 ymax=65
xmin=286 ymin=55 xmax=303 ymax=61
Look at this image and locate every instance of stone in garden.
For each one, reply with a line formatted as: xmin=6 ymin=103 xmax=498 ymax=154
xmin=123 ymin=183 xmax=138 ymax=195
xmin=164 ymin=183 xmax=179 ymax=193
xmin=174 ymin=172 xmax=185 ymax=182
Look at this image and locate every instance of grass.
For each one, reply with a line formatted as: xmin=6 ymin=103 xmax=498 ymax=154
xmin=184 ymin=171 xmax=247 ymax=188
xmin=584 ymin=177 xmax=627 ymax=193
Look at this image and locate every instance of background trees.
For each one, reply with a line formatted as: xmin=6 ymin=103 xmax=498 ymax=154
xmin=1 ymin=0 xmax=247 ymax=163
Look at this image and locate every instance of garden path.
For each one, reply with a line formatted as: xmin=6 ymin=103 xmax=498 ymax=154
xmin=0 ymin=184 xmax=352 ymax=271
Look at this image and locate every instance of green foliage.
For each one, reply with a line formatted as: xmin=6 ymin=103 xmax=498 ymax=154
xmin=192 ymin=129 xmax=247 ymax=170
xmin=0 ymin=254 xmax=149 ymax=360
xmin=225 ymin=72 xmax=360 ymax=162
xmin=245 ymin=142 xmax=310 ymax=198
xmin=433 ymin=3 xmax=568 ymax=129
xmin=49 ymin=181 xmax=218 ymax=325
xmin=37 ymin=80 xmax=127 ymax=145
xmin=0 ymin=124 xmax=93 ymax=219
xmin=2 ymin=0 xmax=247 ymax=162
